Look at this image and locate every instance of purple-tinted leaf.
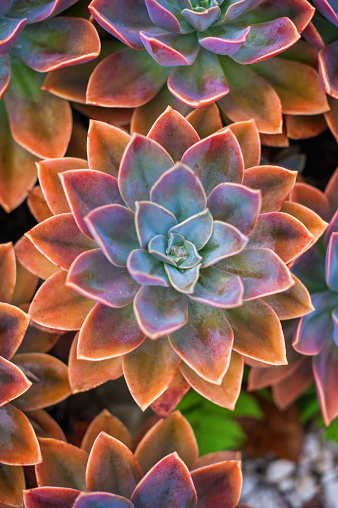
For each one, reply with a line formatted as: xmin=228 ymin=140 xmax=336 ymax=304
xmin=219 ymin=247 xmax=294 ymax=300
xmin=313 ymin=340 xmax=338 ymax=425
xmin=135 ymin=201 xmax=176 ymax=250
xmin=200 ymin=221 xmax=248 ymax=267
xmin=293 ymin=292 xmax=338 ymax=355
xmin=140 ymin=31 xmax=199 ymax=66
xmin=119 ymin=134 xmax=174 ymax=211
xmin=319 ymin=41 xmax=338 ymax=99
xmin=0 ymin=55 xmax=10 ymax=99
xmin=181 ymin=129 xmax=244 ymax=194
xmin=150 ymin=162 xmax=207 ymax=223
xmin=85 ymin=205 xmax=138 ymax=267
xmin=233 ymin=18 xmax=300 ymax=65
xmin=168 ymin=48 xmax=229 ymax=108
xmin=127 ymin=249 xmax=170 ymax=287
xmin=134 ymin=285 xmax=188 ymax=339
xmin=169 ymin=300 xmax=234 ymax=383
xmin=326 ymin=232 xmax=338 ymax=291
xmin=12 ymin=18 xmax=100 ymax=73
xmin=169 ymin=209 xmax=213 ymax=250
xmin=60 ymin=170 xmax=124 ymax=238
xmin=182 ymin=6 xmax=221 ymax=31
xmin=145 ymin=0 xmax=182 ymax=33
xmin=74 ymin=492 xmax=134 ymax=507
xmin=199 ymin=25 xmax=250 ymax=56
xmin=0 ymin=17 xmax=27 ymax=57
xmin=207 ymin=183 xmax=261 ymax=235
xmin=131 ymin=453 xmax=197 ymax=508
xmin=8 ymin=0 xmax=77 ymax=23
xmin=89 ymin=0 xmax=154 ymax=49
xmin=165 ymin=263 xmax=201 ymax=294
xmin=190 ymin=267 xmax=244 ymax=308
xmin=67 ymin=249 xmax=139 ymax=308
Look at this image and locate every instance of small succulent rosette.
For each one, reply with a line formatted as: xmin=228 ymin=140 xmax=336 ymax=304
xmin=21 ymin=108 xmax=326 ymax=413
xmin=0 ymin=0 xmax=100 ymax=212
xmin=248 ymin=168 xmax=338 ymax=425
xmin=24 ymin=409 xmax=242 ymax=508
xmin=0 ymin=242 xmax=71 ymax=507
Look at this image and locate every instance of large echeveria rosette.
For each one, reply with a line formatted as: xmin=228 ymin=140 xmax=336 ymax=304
xmin=0 ymin=0 xmax=100 ymax=212
xmin=23 ymin=108 xmax=325 ymax=413
xmin=24 ymin=410 xmax=242 ymax=508
xmin=248 ymin=168 xmax=338 ymax=426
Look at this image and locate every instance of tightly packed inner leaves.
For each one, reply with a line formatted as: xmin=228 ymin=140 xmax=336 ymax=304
xmin=21 ymin=107 xmax=325 ymax=413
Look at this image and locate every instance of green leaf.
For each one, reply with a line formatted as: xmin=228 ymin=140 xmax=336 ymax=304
xmin=177 ymin=389 xmax=263 ymax=455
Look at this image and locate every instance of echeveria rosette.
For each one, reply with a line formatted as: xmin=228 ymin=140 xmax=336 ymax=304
xmin=248 ymin=168 xmax=338 ymax=426
xmin=87 ymin=0 xmax=314 ymax=109
xmin=0 ymin=242 xmax=71 ymax=507
xmin=24 ymin=108 xmax=323 ymax=413
xmin=24 ymin=409 xmax=243 ymax=508
xmin=0 ymin=0 xmax=100 ymax=212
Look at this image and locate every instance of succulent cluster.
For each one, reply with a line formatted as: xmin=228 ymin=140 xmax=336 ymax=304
xmin=0 ymin=0 xmax=337 ymax=505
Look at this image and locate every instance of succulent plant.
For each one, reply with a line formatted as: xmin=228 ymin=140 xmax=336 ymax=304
xmin=24 ymin=409 xmax=243 ymax=508
xmin=0 ymin=242 xmax=71 ymax=506
xmin=248 ymin=168 xmax=338 ymax=425
xmin=0 ymin=0 xmax=100 ymax=212
xmin=21 ymin=108 xmax=326 ymax=413
xmin=86 ymin=0 xmax=314 ymax=108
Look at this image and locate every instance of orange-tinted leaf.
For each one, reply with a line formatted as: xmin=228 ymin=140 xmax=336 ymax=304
xmin=15 ymin=236 xmax=60 ymax=281
xmin=17 ymin=323 xmax=60 ymax=355
xmin=123 ymin=337 xmax=181 ymax=411
xmin=0 ymin=242 xmax=15 ymax=303
xmin=27 ymin=186 xmax=53 ymax=222
xmin=263 ymin=274 xmax=314 ymax=320
xmin=135 ymin=411 xmax=198 ymax=474
xmin=26 ymin=409 xmax=66 ymax=442
xmin=185 ymin=104 xmax=222 ymax=139
xmin=37 ymin=157 xmax=88 ymax=215
xmin=281 ymin=201 xmax=328 ymax=244
xmin=191 ymin=460 xmax=242 ymax=508
xmin=81 ymin=409 xmax=132 ymax=454
xmin=227 ymin=119 xmax=261 ymax=169
xmin=0 ymin=302 xmax=29 ymax=360
xmin=27 ymin=214 xmax=96 ymax=270
xmin=87 ymin=120 xmax=131 ymax=178
xmin=0 ymin=356 xmax=31 ymax=406
xmin=36 ymin=438 xmax=88 ymax=490
xmin=86 ymin=432 xmax=142 ymax=497
xmin=243 ymin=165 xmax=297 ymax=213
xmin=12 ymin=353 xmax=71 ymax=411
xmin=0 ymin=404 xmax=41 ymax=465
xmin=29 ymin=271 xmax=95 ymax=330
xmin=69 ymin=333 xmax=123 ymax=394
xmin=180 ymin=352 xmax=244 ymax=410
xmin=11 ymin=260 xmax=38 ymax=308
xmin=0 ymin=464 xmax=25 ymax=507
xmin=226 ymin=300 xmax=287 ymax=365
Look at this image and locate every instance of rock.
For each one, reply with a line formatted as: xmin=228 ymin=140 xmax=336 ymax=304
xmin=302 ymin=434 xmax=322 ymax=463
xmin=249 ymin=487 xmax=285 ymax=508
xmin=279 ymin=477 xmax=295 ymax=493
xmin=324 ymin=479 xmax=338 ymax=508
xmin=266 ymin=459 xmax=296 ymax=483
xmin=241 ymin=474 xmax=258 ymax=499
xmin=296 ymin=471 xmax=317 ymax=502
